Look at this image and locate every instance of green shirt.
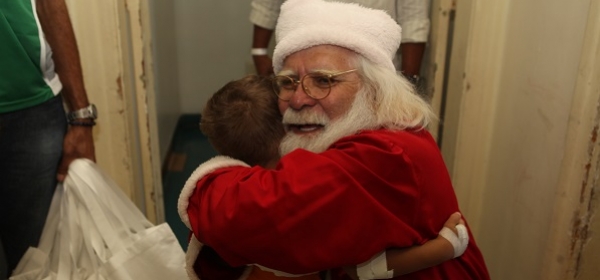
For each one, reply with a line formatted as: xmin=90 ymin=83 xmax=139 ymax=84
xmin=0 ymin=0 xmax=62 ymax=113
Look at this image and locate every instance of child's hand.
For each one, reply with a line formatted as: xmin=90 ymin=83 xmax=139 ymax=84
xmin=438 ymin=212 xmax=469 ymax=258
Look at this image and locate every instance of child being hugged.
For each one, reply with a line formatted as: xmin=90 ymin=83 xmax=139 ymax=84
xmin=182 ymin=75 xmax=468 ymax=280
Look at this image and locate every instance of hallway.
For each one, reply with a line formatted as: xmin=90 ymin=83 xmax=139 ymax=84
xmin=162 ymin=114 xmax=218 ymax=249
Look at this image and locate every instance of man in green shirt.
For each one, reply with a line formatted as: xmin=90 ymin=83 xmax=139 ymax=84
xmin=0 ymin=0 xmax=96 ymax=277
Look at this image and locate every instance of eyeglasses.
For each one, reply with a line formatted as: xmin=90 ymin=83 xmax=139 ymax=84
xmin=272 ymin=69 xmax=358 ymax=101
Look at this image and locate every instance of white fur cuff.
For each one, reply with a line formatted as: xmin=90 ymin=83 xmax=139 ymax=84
xmin=177 ymin=155 xmax=249 ymax=229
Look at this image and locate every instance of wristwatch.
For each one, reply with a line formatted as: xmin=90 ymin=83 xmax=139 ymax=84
xmin=67 ymin=104 xmax=98 ymax=121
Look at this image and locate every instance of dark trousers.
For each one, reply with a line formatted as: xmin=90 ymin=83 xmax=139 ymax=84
xmin=0 ymin=95 xmax=66 ymax=279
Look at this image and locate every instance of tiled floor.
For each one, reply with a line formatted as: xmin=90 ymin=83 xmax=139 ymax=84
xmin=162 ymin=114 xmax=218 ymax=249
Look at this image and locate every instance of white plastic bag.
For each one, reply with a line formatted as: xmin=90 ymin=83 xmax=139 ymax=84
xmin=10 ymin=159 xmax=187 ymax=280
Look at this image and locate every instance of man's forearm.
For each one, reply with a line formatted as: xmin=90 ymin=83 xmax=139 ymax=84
xmin=252 ymin=25 xmax=274 ymax=75
xmin=400 ymin=42 xmax=426 ymax=77
xmin=36 ymin=0 xmax=89 ymax=111
xmin=252 ymin=24 xmax=274 ymax=49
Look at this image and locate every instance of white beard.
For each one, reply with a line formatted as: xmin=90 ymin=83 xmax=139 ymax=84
xmin=279 ymin=89 xmax=377 ymax=156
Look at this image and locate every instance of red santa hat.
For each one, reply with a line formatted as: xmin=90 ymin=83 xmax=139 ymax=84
xmin=272 ymin=0 xmax=402 ymax=73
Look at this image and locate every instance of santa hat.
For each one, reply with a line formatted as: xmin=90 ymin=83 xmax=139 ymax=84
xmin=272 ymin=0 xmax=402 ymax=73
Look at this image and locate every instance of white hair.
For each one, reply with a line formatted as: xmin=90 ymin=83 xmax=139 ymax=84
xmin=352 ymin=55 xmax=436 ymax=130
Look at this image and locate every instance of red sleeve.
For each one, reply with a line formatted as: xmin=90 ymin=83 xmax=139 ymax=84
xmin=187 ymin=131 xmax=455 ymax=274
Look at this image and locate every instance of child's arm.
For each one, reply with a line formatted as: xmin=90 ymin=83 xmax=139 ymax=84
xmin=345 ymin=212 xmax=468 ymax=279
xmin=386 ymin=212 xmax=466 ymax=277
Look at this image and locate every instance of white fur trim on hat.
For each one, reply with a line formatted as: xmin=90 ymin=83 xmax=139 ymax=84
xmin=177 ymin=155 xmax=249 ymax=230
xmin=273 ymin=0 xmax=402 ymax=73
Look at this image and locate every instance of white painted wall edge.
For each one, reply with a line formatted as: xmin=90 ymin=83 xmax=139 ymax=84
xmin=541 ymin=2 xmax=600 ymax=279
xmin=451 ymin=0 xmax=510 ymax=235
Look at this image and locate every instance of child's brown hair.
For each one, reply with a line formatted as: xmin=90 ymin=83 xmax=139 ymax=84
xmin=200 ymin=75 xmax=285 ymax=167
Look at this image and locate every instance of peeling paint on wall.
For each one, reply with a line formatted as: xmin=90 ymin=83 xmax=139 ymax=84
xmin=569 ymin=102 xmax=600 ymax=278
xmin=116 ymin=76 xmax=123 ymax=97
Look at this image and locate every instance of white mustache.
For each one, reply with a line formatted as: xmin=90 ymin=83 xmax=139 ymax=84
xmin=282 ymin=109 xmax=330 ymax=126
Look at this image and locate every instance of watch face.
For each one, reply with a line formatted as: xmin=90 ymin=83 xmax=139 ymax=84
xmin=68 ymin=104 xmax=97 ymax=120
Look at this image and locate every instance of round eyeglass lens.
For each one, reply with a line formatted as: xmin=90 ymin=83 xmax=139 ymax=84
xmin=304 ymin=74 xmax=332 ymax=99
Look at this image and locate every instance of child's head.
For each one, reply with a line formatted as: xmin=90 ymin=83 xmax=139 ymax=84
xmin=200 ymin=75 xmax=285 ymax=168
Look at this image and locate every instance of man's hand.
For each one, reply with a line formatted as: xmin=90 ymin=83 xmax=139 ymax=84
xmin=56 ymin=126 xmax=95 ymax=181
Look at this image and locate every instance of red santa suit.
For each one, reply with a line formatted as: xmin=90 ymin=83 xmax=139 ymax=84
xmin=178 ymin=128 xmax=490 ymax=279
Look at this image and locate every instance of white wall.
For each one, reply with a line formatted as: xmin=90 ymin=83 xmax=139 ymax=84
xmin=149 ymin=0 xmax=253 ymax=160
xmin=448 ymin=0 xmax=594 ymax=279
xmin=67 ymin=0 xmax=163 ymax=222
xmin=149 ymin=0 xmax=181 ymax=160
xmin=479 ymin=1 xmax=587 ymax=276
xmin=174 ymin=0 xmax=254 ymax=114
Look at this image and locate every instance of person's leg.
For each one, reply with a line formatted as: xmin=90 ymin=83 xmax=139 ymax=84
xmin=0 ymin=95 xmax=66 ymax=276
